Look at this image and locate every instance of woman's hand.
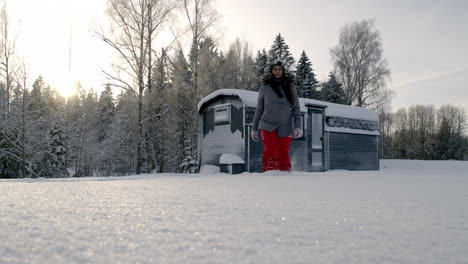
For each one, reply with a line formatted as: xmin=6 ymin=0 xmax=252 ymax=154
xmin=293 ymin=128 xmax=303 ymax=138
xmin=251 ymin=130 xmax=259 ymax=142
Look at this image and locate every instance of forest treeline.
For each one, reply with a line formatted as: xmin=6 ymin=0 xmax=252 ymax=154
xmin=0 ymin=0 xmax=466 ymax=178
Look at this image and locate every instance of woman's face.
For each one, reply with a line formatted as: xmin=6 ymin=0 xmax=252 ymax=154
xmin=272 ymin=66 xmax=283 ymax=79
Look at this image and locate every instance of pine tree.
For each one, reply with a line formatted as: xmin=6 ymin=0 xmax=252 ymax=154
xmin=0 ymin=82 xmax=7 ymax=114
xmin=321 ymin=72 xmax=345 ymax=104
xmin=142 ymin=50 xmax=172 ymax=173
xmin=267 ymin=33 xmax=295 ymax=72
xmin=254 ymin=49 xmax=268 ymax=90
xmin=63 ymin=86 xmax=100 ymax=177
xmin=28 ymin=76 xmax=47 ymax=119
xmin=110 ymin=90 xmax=139 ymax=175
xmin=0 ymin=83 xmax=31 ymax=178
xmin=63 ymin=82 xmax=84 ymax=174
xmin=218 ymin=39 xmax=256 ymax=91
xmin=198 ymin=37 xmax=222 ymax=95
xmin=434 ymin=116 xmax=451 ymax=159
xmin=92 ymin=87 xmax=113 ymax=175
xmin=48 ymin=125 xmax=69 ymax=177
xmin=222 ymin=42 xmax=242 ymax=89
xmin=295 ymin=51 xmax=319 ymax=99
xmin=27 ymin=77 xmax=56 ymax=177
xmin=170 ymin=51 xmax=199 ymax=173
xmin=97 ymin=84 xmax=115 ymax=143
xmin=240 ymin=52 xmax=256 ymax=91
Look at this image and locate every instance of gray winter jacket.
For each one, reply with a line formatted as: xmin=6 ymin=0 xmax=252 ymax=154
xmin=252 ymin=82 xmax=301 ymax=138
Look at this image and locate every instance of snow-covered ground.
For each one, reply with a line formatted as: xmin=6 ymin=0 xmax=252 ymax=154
xmin=1 ymin=160 xmax=468 ymax=264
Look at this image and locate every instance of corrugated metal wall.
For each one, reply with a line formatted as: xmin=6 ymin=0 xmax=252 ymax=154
xmin=245 ymin=107 xmax=262 ymax=172
xmin=328 ymin=132 xmax=379 ymax=170
xmin=324 ymin=133 xmax=330 ymax=171
xmin=246 ymin=130 xmax=263 ymax=172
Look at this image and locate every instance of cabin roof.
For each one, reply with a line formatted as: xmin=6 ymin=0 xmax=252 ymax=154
xmin=198 ymin=89 xmax=379 ymax=122
xmin=198 ymin=89 xmax=259 ymax=112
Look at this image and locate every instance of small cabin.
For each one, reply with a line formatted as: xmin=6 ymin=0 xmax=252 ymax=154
xmin=197 ymin=89 xmax=380 ymax=173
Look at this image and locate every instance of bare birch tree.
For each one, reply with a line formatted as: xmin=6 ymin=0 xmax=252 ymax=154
xmin=13 ymin=58 xmax=30 ymax=178
xmin=0 ymin=1 xmax=16 ymax=113
xmin=330 ymin=19 xmax=391 ymax=109
xmin=0 ymin=60 xmax=30 ymax=178
xmin=181 ymin=0 xmax=219 ymax=99
xmin=95 ymin=0 xmax=174 ymax=174
xmin=162 ymin=0 xmax=218 ymax=172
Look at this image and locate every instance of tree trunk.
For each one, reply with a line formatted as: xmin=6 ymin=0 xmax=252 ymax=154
xmin=136 ymin=91 xmax=143 ymax=175
xmin=21 ymin=86 xmax=26 ymax=178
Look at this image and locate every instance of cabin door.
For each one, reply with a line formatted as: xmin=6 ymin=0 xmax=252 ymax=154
xmin=308 ymin=108 xmax=324 ymax=172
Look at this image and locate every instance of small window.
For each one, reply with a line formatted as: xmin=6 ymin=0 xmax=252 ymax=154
xmin=214 ymin=105 xmax=231 ymax=125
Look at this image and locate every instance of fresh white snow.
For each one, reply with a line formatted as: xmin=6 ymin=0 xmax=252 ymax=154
xmin=1 ymin=159 xmax=468 ymax=263
xmin=219 ymin=154 xmax=245 ymax=164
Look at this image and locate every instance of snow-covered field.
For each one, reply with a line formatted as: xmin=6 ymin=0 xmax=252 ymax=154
xmin=1 ymin=160 xmax=468 ymax=264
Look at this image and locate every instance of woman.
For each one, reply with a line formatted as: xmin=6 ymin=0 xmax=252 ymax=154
xmin=251 ymin=61 xmax=303 ymax=172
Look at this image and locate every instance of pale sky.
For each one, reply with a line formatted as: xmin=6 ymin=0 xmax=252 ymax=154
xmin=6 ymin=0 xmax=468 ymax=113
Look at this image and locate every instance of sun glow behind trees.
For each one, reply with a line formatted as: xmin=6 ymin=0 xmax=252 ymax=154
xmin=8 ymin=0 xmax=112 ymax=98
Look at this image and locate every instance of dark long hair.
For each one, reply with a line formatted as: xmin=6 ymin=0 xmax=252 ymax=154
xmin=263 ymin=63 xmax=294 ymax=104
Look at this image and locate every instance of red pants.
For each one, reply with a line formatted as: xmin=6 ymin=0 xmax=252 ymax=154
xmin=260 ymin=129 xmax=293 ymax=172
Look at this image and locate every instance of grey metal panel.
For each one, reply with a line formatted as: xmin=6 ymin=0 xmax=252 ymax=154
xmin=324 ymin=132 xmax=330 ymax=171
xmin=246 ymin=125 xmax=263 ymax=172
xmin=311 ymin=111 xmax=323 ymax=150
xmin=290 ymin=139 xmax=307 ymax=171
xmin=308 ymin=108 xmax=324 ymax=172
xmin=231 ymin=105 xmax=243 ymax=137
xmin=328 ymin=132 xmax=379 ymax=170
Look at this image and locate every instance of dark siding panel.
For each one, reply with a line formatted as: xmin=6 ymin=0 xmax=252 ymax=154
xmin=245 ymin=107 xmax=256 ymax=124
xmin=231 ymin=106 xmax=243 ymax=137
xmin=329 ymin=133 xmax=379 ymax=170
xmin=203 ymin=108 xmax=215 ymax=136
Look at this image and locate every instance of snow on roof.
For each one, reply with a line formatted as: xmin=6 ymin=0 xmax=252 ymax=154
xmin=198 ymin=89 xmax=379 ymax=122
xmin=219 ymin=153 xmax=245 ymax=164
xmin=198 ymin=89 xmax=259 ymax=112
xmin=301 ymin=98 xmax=379 ymax=121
